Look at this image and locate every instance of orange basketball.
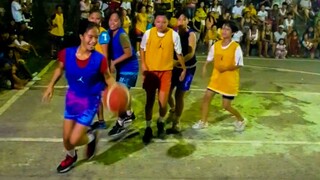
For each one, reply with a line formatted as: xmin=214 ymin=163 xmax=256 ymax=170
xmin=102 ymin=83 xmax=130 ymax=114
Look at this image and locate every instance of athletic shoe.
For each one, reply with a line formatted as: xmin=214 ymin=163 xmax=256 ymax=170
xmin=192 ymin=120 xmax=208 ymax=129
xmin=86 ymin=130 xmax=97 ymax=160
xmin=142 ymin=127 xmax=153 ymax=144
xmin=234 ymin=120 xmax=246 ymax=132
xmin=91 ymin=120 xmax=107 ymax=130
xmin=157 ymin=121 xmax=166 ymax=139
xmin=56 ymin=152 xmax=78 ymax=173
xmin=166 ymin=126 xmax=181 ymax=134
xmin=108 ymin=121 xmax=126 ymax=137
xmin=121 ymin=111 xmax=136 ymax=128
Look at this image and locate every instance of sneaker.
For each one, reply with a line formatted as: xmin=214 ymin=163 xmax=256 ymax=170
xmin=192 ymin=120 xmax=208 ymax=129
xmin=166 ymin=126 xmax=180 ymax=134
xmin=142 ymin=127 xmax=153 ymax=144
xmin=234 ymin=120 xmax=246 ymax=132
xmin=157 ymin=121 xmax=166 ymax=139
xmin=121 ymin=111 xmax=136 ymax=128
xmin=108 ymin=121 xmax=126 ymax=137
xmin=86 ymin=130 xmax=97 ymax=160
xmin=56 ymin=153 xmax=78 ymax=173
xmin=91 ymin=120 xmax=107 ymax=130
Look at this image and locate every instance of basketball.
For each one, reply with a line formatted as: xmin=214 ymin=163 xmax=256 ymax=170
xmin=102 ymin=83 xmax=130 ymax=114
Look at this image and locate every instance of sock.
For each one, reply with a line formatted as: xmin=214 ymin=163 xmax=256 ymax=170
xmin=117 ymin=118 xmax=124 ymax=126
xmin=158 ymin=116 xmax=164 ymax=123
xmin=126 ymin=110 xmax=132 ymax=116
xmin=88 ymin=133 xmax=95 ymax=143
xmin=67 ymin=149 xmax=76 ymax=157
xmin=146 ymin=120 xmax=152 ymax=127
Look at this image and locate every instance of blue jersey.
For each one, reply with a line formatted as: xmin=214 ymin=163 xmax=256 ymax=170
xmin=64 ymin=47 xmax=105 ymax=96
xmin=108 ymin=28 xmax=139 ymax=73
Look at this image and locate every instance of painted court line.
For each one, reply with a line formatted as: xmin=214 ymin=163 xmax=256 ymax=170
xmin=0 ymin=60 xmax=56 ymax=116
xmin=197 ymin=56 xmax=320 ymax=62
xmin=31 ymin=85 xmax=320 ymax=95
xmin=0 ymin=137 xmax=319 ymax=146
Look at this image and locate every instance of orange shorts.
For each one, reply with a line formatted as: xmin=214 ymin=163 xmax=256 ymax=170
xmin=143 ymin=71 xmax=172 ymax=93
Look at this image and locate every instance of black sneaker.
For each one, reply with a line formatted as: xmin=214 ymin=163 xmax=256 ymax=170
xmin=108 ymin=121 xmax=126 ymax=137
xmin=86 ymin=130 xmax=97 ymax=160
xmin=166 ymin=126 xmax=181 ymax=134
xmin=157 ymin=121 xmax=166 ymax=139
xmin=91 ymin=120 xmax=107 ymax=130
xmin=121 ymin=111 xmax=136 ymax=128
xmin=142 ymin=127 xmax=153 ymax=144
xmin=56 ymin=152 xmax=78 ymax=173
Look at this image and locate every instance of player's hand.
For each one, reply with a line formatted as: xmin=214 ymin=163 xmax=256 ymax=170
xmin=179 ymin=69 xmax=186 ymax=82
xmin=42 ymin=86 xmax=54 ymax=103
xmin=110 ymin=61 xmax=116 ymax=73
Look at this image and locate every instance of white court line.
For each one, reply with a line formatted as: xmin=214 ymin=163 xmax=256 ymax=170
xmin=197 ymin=56 xmax=320 ymax=62
xmin=0 ymin=137 xmax=319 ymax=145
xmin=31 ymin=85 xmax=320 ymax=95
xmin=0 ymin=60 xmax=56 ymax=116
xmin=246 ymin=65 xmax=320 ymax=76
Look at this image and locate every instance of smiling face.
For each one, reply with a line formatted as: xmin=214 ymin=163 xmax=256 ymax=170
xmin=80 ymin=27 xmax=99 ymax=51
xmin=109 ymin=12 xmax=122 ymax=31
xmin=88 ymin=11 xmax=102 ymax=25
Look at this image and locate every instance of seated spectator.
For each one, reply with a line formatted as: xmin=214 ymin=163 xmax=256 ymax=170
xmin=0 ymin=49 xmax=28 ymax=89
xmin=283 ymin=13 xmax=294 ymax=34
xmin=232 ymin=0 xmax=245 ymax=20
xmin=261 ymin=23 xmax=274 ymax=57
xmin=288 ymin=30 xmax=300 ymax=57
xmin=304 ymin=26 xmax=318 ymax=59
xmin=302 ymin=32 xmax=315 ymax=57
xmin=232 ymin=29 xmax=244 ymax=44
xmin=243 ymin=3 xmax=257 ymax=17
xmin=13 ymin=34 xmax=39 ymax=57
xmin=275 ymin=38 xmax=287 ymax=59
xmin=208 ymin=0 xmax=222 ymax=20
xmin=245 ymin=24 xmax=261 ymax=57
xmin=300 ymin=0 xmax=313 ymax=21
xmin=273 ymin=25 xmax=287 ymax=55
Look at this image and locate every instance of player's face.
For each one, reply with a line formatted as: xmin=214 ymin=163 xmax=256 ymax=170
xmin=81 ymin=27 xmax=99 ymax=51
xmin=221 ymin=24 xmax=232 ymax=39
xmin=88 ymin=12 xmax=101 ymax=25
xmin=177 ymin=14 xmax=188 ymax=28
xmin=155 ymin=15 xmax=168 ymax=33
xmin=109 ymin=13 xmax=121 ymax=31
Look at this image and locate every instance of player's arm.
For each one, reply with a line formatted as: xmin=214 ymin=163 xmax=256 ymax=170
xmin=183 ymin=31 xmax=196 ymax=62
xmin=42 ymin=60 xmax=64 ymax=102
xmin=140 ymin=30 xmax=149 ymax=74
xmin=173 ymin=31 xmax=186 ymax=81
xmin=227 ymin=46 xmax=243 ymax=71
xmin=100 ymin=57 xmax=116 ymax=87
xmin=99 ymin=31 xmax=110 ymax=60
xmin=112 ymin=33 xmax=132 ymax=64
xmin=203 ymin=44 xmax=214 ymax=77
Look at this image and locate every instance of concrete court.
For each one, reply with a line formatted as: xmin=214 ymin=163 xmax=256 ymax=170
xmin=0 ymin=57 xmax=320 ymax=179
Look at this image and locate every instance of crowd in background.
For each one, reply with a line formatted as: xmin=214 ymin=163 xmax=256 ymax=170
xmin=1 ymin=0 xmax=320 ymax=89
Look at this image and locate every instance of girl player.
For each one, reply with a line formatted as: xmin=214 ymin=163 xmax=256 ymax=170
xmin=88 ymin=10 xmax=110 ymax=129
xmin=192 ymin=21 xmax=246 ymax=132
xmin=168 ymin=12 xmax=197 ymax=134
xmin=107 ymin=11 xmax=139 ymax=137
xmin=42 ymin=20 xmax=116 ymax=173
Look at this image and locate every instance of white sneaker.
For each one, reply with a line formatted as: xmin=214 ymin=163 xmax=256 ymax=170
xmin=192 ymin=120 xmax=208 ymax=129
xmin=234 ymin=120 xmax=246 ymax=132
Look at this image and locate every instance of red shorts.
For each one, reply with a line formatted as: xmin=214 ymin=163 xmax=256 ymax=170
xmin=143 ymin=71 xmax=172 ymax=93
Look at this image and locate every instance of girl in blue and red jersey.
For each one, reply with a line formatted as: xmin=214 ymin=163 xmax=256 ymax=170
xmin=107 ymin=10 xmax=139 ymax=137
xmin=42 ymin=20 xmax=116 ymax=173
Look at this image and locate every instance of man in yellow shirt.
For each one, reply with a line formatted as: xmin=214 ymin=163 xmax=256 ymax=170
xmin=49 ymin=5 xmax=64 ymax=58
xmin=140 ymin=12 xmax=186 ymax=144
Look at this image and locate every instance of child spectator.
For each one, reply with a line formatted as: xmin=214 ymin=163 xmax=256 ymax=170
xmin=275 ymin=38 xmax=287 ymax=59
xmin=283 ymin=13 xmax=294 ymax=34
xmin=261 ymin=23 xmax=274 ymax=57
xmin=288 ymin=30 xmax=300 ymax=57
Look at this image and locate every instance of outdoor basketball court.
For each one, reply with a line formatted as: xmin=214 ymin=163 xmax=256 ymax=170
xmin=0 ymin=57 xmax=319 ymax=179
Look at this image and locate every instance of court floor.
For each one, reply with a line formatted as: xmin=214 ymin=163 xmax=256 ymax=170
xmin=0 ymin=57 xmax=319 ymax=179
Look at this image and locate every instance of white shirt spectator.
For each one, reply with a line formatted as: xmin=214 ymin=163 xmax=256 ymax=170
xmin=11 ymin=0 xmax=23 ymax=23
xmin=80 ymin=0 xmax=90 ymax=19
xmin=121 ymin=1 xmax=132 ymax=10
xmin=274 ymin=31 xmax=287 ymax=42
xmin=272 ymin=0 xmax=285 ymax=8
xmin=257 ymin=10 xmax=268 ymax=22
xmin=140 ymin=29 xmax=182 ymax=55
xmin=300 ymin=0 xmax=311 ymax=9
xmin=232 ymin=30 xmax=243 ymax=43
xmin=232 ymin=5 xmax=245 ymax=18
xmin=209 ymin=5 xmax=222 ymax=15
xmin=283 ymin=18 xmax=294 ymax=30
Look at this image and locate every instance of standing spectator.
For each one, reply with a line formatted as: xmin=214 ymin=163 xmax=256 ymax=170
xmin=288 ymin=30 xmax=300 ymax=57
xmin=261 ymin=23 xmax=274 ymax=57
xmin=208 ymin=0 xmax=222 ymax=20
xmin=48 ymin=5 xmax=64 ymax=58
xmin=146 ymin=4 xmax=154 ymax=30
xmin=11 ymin=0 xmax=24 ymax=27
xmin=185 ymin=0 xmax=198 ymax=20
xmin=135 ymin=4 xmax=147 ymax=55
xmin=275 ymin=38 xmax=287 ymax=59
xmin=80 ymin=0 xmax=91 ymax=20
xmin=257 ymin=5 xmax=268 ymax=26
xmin=122 ymin=8 xmax=132 ymax=34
